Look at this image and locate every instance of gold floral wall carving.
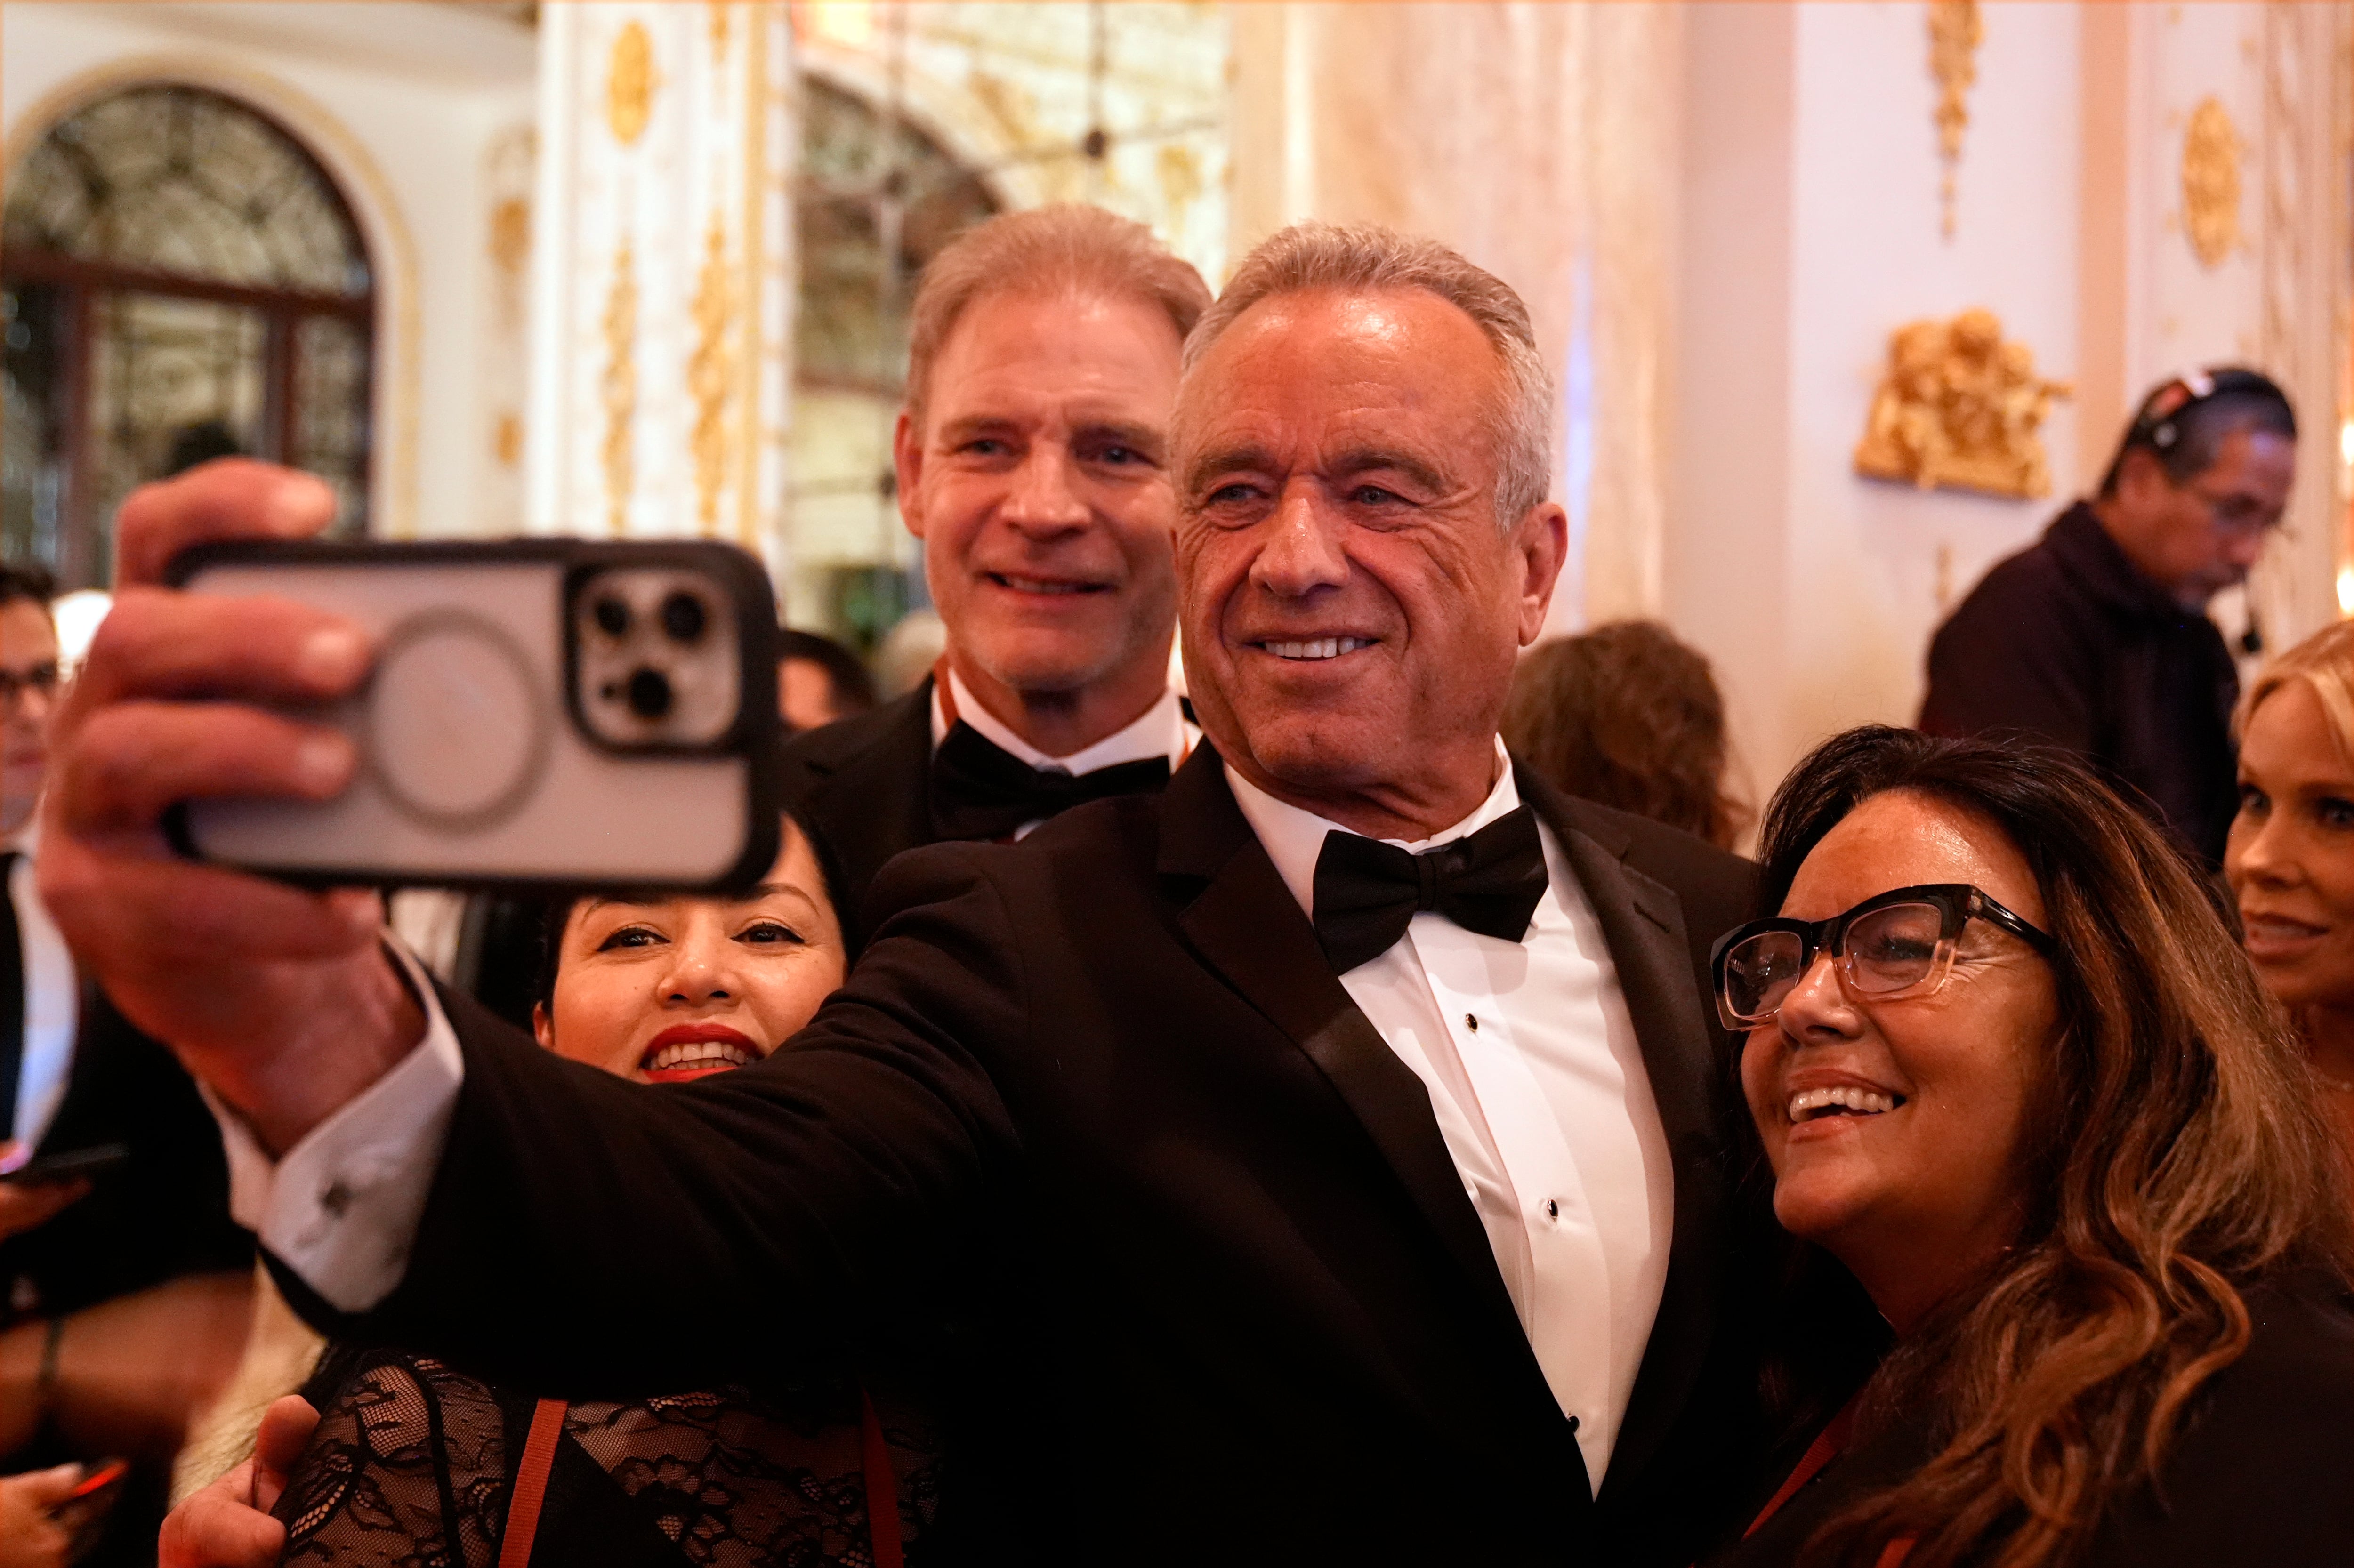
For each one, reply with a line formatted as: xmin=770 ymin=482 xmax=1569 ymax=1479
xmin=601 ymin=240 xmax=637 ymax=532
xmin=1928 ymin=0 xmax=1981 ymax=238
xmin=2182 ymin=96 xmax=2245 ymax=269
xmin=607 ymin=20 xmax=655 ymax=145
xmin=689 ymin=213 xmax=734 ymax=535
xmin=1854 ymin=308 xmax=2071 ymax=500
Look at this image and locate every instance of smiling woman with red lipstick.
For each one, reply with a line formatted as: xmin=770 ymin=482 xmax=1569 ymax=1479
xmin=1702 ymin=727 xmax=2353 ymax=1568
xmin=2228 ymin=620 xmax=2354 ymax=1172
xmin=532 ymin=813 xmax=847 ymax=1085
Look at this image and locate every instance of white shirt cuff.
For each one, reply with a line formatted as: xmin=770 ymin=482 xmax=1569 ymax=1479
xmin=205 ymin=941 xmax=466 ymax=1314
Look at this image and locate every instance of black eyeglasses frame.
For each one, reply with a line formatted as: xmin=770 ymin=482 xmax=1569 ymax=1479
xmin=1709 ymin=881 xmax=2058 ymax=1032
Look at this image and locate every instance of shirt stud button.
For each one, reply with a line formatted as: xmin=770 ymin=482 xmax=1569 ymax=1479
xmin=1465 ymin=1013 xmax=1479 ymax=1032
xmin=1545 ymin=1199 xmax=1560 ymax=1221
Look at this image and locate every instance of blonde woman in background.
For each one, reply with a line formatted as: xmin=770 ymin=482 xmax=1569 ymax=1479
xmin=2226 ymin=618 xmax=2354 ymax=1168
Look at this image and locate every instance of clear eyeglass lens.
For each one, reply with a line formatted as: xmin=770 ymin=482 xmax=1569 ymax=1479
xmin=1843 ymin=903 xmax=1946 ymax=994
xmin=1724 ymin=930 xmax=1807 ymax=1021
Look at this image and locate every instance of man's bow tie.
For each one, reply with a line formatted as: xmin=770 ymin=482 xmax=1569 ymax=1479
xmin=1311 ymin=805 xmax=1549 ymax=973
xmin=928 ymin=722 xmax=1172 ymax=842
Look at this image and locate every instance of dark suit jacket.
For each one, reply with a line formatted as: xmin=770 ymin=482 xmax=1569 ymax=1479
xmin=330 ymin=746 xmax=1762 ymax=1565
xmin=0 ymin=986 xmax=250 ymax=1325
xmin=1703 ymin=1280 xmax=2354 ymax=1568
xmin=776 ymin=683 xmax=938 ymax=950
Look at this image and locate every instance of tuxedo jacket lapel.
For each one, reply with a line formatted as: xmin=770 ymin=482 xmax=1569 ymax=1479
xmin=782 ymin=682 xmax=937 ymax=947
xmin=1517 ymin=766 xmax=1731 ymax=1500
xmin=1156 ymin=752 xmax=1540 ymax=1366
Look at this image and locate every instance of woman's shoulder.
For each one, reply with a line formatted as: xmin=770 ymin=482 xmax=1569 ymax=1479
xmin=2086 ymin=1277 xmax=2354 ymax=1567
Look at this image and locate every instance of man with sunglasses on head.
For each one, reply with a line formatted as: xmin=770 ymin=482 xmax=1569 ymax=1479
xmin=1919 ymin=367 xmax=2297 ymax=864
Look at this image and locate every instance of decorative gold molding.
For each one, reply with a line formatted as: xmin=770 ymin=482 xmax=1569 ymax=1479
xmin=488 ymin=195 xmax=531 ymax=276
xmin=607 ymin=19 xmax=655 ymax=146
xmin=689 ymin=213 xmax=734 ymax=536
xmin=1854 ymin=308 xmax=2071 ymax=500
xmin=2182 ymin=95 xmax=2245 ymax=269
xmin=602 ymin=240 xmax=638 ymax=534
xmin=1928 ymin=0 xmax=1982 ymax=239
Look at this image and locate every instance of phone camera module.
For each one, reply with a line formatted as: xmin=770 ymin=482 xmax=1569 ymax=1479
xmin=572 ymin=565 xmax=742 ymax=751
xmin=659 ymin=591 xmax=707 ymax=643
xmin=625 ymin=666 xmax=674 ymax=719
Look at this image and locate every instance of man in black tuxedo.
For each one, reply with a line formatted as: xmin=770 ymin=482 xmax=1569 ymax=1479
xmin=781 ymin=204 xmax=1212 ymax=942
xmin=47 ymin=224 xmax=1763 ymax=1565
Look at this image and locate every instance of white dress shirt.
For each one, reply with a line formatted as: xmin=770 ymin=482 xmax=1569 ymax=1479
xmin=216 ymin=671 xmax=1193 ymax=1312
xmin=1225 ymin=749 xmax=1674 ymax=1488
xmin=7 ymin=828 xmax=79 ymax=1154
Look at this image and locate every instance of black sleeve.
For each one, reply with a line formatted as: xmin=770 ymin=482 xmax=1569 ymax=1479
xmin=315 ymin=845 xmax=1026 ymax=1395
xmin=1918 ymin=564 xmax=2102 ymax=751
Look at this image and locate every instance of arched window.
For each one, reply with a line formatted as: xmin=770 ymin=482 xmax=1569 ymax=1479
xmin=786 ymin=75 xmax=996 ymax=650
xmin=2 ymin=84 xmax=375 ymax=587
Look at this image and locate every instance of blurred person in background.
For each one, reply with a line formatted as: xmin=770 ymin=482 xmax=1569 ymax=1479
xmin=2225 ymin=618 xmax=2354 ymax=1171
xmin=778 ymin=204 xmax=1210 ymax=943
xmin=1919 ymin=368 xmax=2297 ymax=865
xmin=0 ymin=563 xmax=252 ymax=1565
xmin=1501 ymin=619 xmax=1749 ymax=850
xmin=1708 ymin=726 xmax=2353 ymax=1568
xmin=780 ymin=627 xmax=879 ymax=736
xmin=160 ymin=810 xmax=936 ymax=1568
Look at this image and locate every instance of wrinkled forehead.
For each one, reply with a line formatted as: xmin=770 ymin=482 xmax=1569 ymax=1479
xmin=1172 ymin=286 xmax=1510 ymax=466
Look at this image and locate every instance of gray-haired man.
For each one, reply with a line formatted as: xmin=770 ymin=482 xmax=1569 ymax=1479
xmin=46 ymin=224 xmax=1761 ymax=1565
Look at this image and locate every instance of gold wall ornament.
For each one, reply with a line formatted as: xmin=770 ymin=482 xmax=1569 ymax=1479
xmin=487 ymin=196 xmax=531 ymax=276
xmin=688 ymin=214 xmax=735 ymax=536
xmin=606 ymin=20 xmax=656 ymax=147
xmin=601 ymin=241 xmax=638 ymax=533
xmin=1927 ymin=0 xmax=1982 ymax=239
xmin=2181 ymin=96 xmax=2245 ymax=269
xmin=1854 ymin=308 xmax=2072 ymax=500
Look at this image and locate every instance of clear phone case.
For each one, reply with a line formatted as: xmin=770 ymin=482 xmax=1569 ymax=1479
xmin=166 ymin=538 xmax=782 ymax=894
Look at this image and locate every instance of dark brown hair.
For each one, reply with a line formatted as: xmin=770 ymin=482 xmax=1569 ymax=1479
xmin=1500 ymin=621 xmax=1749 ymax=848
xmin=1750 ymin=726 xmax=2354 ymax=1568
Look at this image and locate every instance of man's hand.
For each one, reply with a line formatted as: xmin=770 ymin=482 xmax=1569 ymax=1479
xmin=0 ymin=1146 xmax=87 ymax=1242
xmin=37 ymin=459 xmax=424 ymax=1154
xmin=157 ymin=1395 xmax=320 ymax=1568
xmin=0 ymin=1464 xmax=84 ymax=1568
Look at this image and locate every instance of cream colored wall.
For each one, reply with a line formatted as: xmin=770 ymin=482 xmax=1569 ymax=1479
xmin=0 ymin=1 xmax=537 ymax=541
xmin=1666 ymin=1 xmax=2351 ymax=816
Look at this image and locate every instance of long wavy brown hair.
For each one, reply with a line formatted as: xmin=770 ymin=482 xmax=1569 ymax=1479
xmin=1747 ymin=726 xmax=2354 ymax=1568
xmin=1502 ymin=621 xmax=1750 ymax=848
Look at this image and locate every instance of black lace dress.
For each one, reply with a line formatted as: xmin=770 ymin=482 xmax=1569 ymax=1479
xmin=273 ymin=1344 xmax=940 ymax=1568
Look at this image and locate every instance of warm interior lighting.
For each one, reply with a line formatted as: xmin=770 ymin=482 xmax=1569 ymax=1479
xmin=2340 ymin=420 xmax=2354 ymax=468
xmin=2337 ymin=564 xmax=2354 ymax=618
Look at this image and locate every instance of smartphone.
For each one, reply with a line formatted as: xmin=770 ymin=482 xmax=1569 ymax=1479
xmin=52 ymin=1458 xmax=128 ymax=1564
xmin=0 ymin=1143 xmax=129 ymax=1186
xmin=167 ymin=539 xmax=782 ymax=894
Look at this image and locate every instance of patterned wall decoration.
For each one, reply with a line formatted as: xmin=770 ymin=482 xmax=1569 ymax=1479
xmin=1927 ymin=0 xmax=1981 ymax=239
xmin=2181 ymin=96 xmax=2244 ymax=269
xmin=477 ymin=122 xmax=535 ymax=534
xmin=525 ymin=3 xmax=795 ymax=566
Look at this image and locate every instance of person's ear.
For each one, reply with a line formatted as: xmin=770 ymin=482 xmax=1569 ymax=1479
xmin=894 ymin=408 xmax=926 ymax=539
xmin=532 ymin=1000 xmax=554 ymax=1053
xmin=1512 ymin=502 xmax=1570 ymax=647
xmin=2114 ymin=445 xmax=2173 ymax=503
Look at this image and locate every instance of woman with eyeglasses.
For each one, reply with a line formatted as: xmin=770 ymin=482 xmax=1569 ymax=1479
xmin=2225 ymin=619 xmax=2354 ymax=1175
xmin=1701 ymin=725 xmax=2354 ymax=1568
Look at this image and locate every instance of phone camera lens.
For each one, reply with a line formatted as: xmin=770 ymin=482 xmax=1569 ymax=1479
xmin=593 ymin=596 xmax=631 ymax=637
xmin=625 ymin=666 xmax=674 ymax=720
xmin=659 ymin=590 xmax=707 ymax=643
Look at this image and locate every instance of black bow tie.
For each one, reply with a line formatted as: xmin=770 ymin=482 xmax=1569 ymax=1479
xmin=927 ymin=722 xmax=1172 ymax=843
xmin=1311 ymin=806 xmax=1549 ymax=973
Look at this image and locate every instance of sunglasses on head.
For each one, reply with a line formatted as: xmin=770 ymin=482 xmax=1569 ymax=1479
xmin=1709 ymin=882 xmax=2057 ymax=1032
